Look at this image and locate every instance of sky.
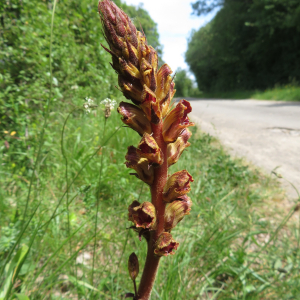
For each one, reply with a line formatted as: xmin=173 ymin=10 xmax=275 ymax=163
xmin=123 ymin=0 xmax=215 ymax=79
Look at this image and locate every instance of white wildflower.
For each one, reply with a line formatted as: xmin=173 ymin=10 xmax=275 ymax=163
xmin=100 ymin=98 xmax=117 ymax=110
xmin=83 ymin=97 xmax=98 ymax=114
xmin=100 ymin=98 xmax=117 ymax=118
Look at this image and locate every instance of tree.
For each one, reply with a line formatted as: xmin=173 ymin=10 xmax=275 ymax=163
xmin=174 ymin=68 xmax=201 ymax=97
xmin=191 ymin=0 xmax=224 ymax=16
xmin=186 ymin=0 xmax=300 ymax=92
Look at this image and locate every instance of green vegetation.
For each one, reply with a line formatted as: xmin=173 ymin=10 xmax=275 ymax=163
xmin=201 ymin=83 xmax=300 ymax=101
xmin=1 ymin=0 xmax=300 ymax=299
xmin=252 ymin=83 xmax=300 ymax=101
xmin=0 ymin=0 xmax=162 ymax=149
xmin=174 ymin=68 xmax=202 ymax=98
xmin=2 ymin=103 xmax=300 ymax=299
xmin=187 ymin=0 xmax=300 ymax=94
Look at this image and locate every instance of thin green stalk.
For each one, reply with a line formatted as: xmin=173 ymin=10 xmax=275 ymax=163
xmin=91 ymin=117 xmax=107 ymax=285
xmin=22 ymin=0 xmax=57 ymax=220
xmin=0 ymin=203 xmax=40 ymax=280
xmin=273 ymin=173 xmax=300 ymax=263
xmin=31 ymin=221 xmax=87 ymax=284
xmin=61 ymin=108 xmax=78 ymax=255
xmin=42 ymin=125 xmax=122 ymax=236
xmin=23 ymin=124 xmax=121 ymax=293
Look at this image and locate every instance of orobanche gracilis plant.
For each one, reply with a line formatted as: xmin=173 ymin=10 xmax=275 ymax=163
xmin=98 ymin=1 xmax=194 ymax=299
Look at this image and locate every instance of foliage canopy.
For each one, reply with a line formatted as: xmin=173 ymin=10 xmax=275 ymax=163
xmin=0 ymin=0 xmax=162 ymax=157
xmin=187 ymin=0 xmax=300 ymax=92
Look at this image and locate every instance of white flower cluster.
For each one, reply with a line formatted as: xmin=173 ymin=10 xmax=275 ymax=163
xmin=100 ymin=98 xmax=117 ymax=110
xmin=83 ymin=97 xmax=98 ymax=113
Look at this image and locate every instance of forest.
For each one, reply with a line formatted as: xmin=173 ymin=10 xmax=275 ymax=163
xmin=186 ymin=0 xmax=300 ymax=93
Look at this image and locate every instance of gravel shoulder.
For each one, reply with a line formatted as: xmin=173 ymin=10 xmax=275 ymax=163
xmin=188 ymin=99 xmax=300 ymax=200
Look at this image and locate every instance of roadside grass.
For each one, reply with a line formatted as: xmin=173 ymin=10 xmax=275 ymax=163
xmin=201 ymin=84 xmax=300 ymax=101
xmin=252 ymin=84 xmax=300 ymax=101
xmin=1 ymin=102 xmax=300 ymax=299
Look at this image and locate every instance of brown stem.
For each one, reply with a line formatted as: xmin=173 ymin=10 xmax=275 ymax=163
xmin=137 ymin=121 xmax=168 ymax=300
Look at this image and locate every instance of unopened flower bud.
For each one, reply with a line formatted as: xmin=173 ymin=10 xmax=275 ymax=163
xmin=128 ymin=252 xmax=139 ymax=281
xmin=99 ymin=0 xmax=138 ymax=57
xmin=137 ymin=133 xmax=163 ymax=165
xmin=167 ymin=129 xmax=192 ymax=166
xmin=128 ymin=201 xmax=157 ymax=229
xmin=154 ymin=232 xmax=179 ymax=256
xmin=164 ymin=196 xmax=192 ymax=231
xmin=125 ymin=146 xmax=154 ymax=185
xmin=162 ymin=100 xmax=194 ymax=143
xmin=163 ymin=170 xmax=194 ymax=202
xmin=118 ymin=102 xmax=152 ymax=136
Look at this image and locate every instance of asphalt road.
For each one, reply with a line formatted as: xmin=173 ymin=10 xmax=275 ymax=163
xmin=189 ymin=99 xmax=300 ymax=200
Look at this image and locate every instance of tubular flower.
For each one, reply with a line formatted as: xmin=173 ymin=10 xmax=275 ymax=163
xmin=125 ymin=146 xmax=154 ymax=185
xmin=118 ymin=102 xmax=152 ymax=136
xmin=118 ymin=76 xmax=144 ymax=104
xmin=128 ymin=201 xmax=157 ymax=229
xmin=162 ymin=100 xmax=195 ymax=143
xmin=167 ymin=129 xmax=192 ymax=166
xmin=163 ymin=170 xmax=194 ymax=202
xmin=156 ymin=64 xmax=176 ymax=117
xmin=154 ymin=232 xmax=179 ymax=256
xmin=140 ymin=85 xmax=161 ymax=124
xmin=137 ymin=133 xmax=163 ymax=165
xmin=164 ymin=196 xmax=192 ymax=231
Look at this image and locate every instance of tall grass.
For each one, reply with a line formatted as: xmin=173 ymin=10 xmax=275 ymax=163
xmin=1 ymin=1 xmax=300 ymax=299
xmin=1 ymin=102 xmax=300 ymax=298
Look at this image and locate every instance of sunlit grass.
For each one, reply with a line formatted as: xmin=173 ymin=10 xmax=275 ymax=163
xmin=201 ymin=84 xmax=300 ymax=101
xmin=252 ymin=84 xmax=300 ymax=101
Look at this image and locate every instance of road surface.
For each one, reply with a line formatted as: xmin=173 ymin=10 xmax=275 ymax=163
xmin=188 ymin=99 xmax=300 ymax=200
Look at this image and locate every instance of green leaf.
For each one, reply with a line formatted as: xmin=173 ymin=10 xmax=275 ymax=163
xmin=15 ymin=294 xmax=30 ymax=300
xmin=67 ymin=275 xmax=99 ymax=292
xmin=0 ymin=245 xmax=29 ymax=300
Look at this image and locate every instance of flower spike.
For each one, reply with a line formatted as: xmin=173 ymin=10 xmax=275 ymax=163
xmin=99 ymin=1 xmax=194 ymax=298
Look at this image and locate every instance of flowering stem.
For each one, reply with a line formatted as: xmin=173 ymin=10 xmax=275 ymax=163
xmin=137 ymin=239 xmax=160 ymax=299
xmin=137 ymin=121 xmax=168 ymax=299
